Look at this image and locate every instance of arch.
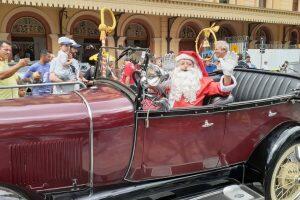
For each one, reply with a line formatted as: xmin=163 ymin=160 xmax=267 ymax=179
xmin=11 ymin=17 xmax=46 ymax=35
xmin=178 ymin=23 xmax=200 ymax=51
xmin=1 ymin=7 xmax=54 ymax=33
xmin=170 ymin=18 xmax=205 ymax=39
xmin=290 ymin=30 xmax=299 ymax=45
xmin=2 ymin=8 xmax=54 ymax=59
xmin=124 ymin=22 xmax=150 ymax=48
xmin=251 ymin=24 xmax=273 ymax=44
xmin=118 ymin=15 xmax=156 ymax=38
xmin=216 ymin=26 xmax=234 ymax=40
xmin=215 ymin=22 xmax=237 ymax=38
xmin=71 ymin=20 xmax=99 ymax=38
xmin=66 ymin=11 xmax=99 ymax=35
xmin=284 ymin=27 xmax=300 ymax=44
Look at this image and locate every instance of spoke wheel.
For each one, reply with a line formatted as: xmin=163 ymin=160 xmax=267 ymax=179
xmin=270 ymin=144 xmax=300 ymax=200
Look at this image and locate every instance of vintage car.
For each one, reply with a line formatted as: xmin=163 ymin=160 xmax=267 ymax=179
xmin=0 ymin=47 xmax=299 ymax=200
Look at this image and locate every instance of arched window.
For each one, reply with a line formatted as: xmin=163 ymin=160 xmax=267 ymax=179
xmin=72 ymin=20 xmax=100 ymax=63
xmin=179 ymin=24 xmax=198 ymax=51
xmin=125 ymin=23 xmax=149 ymax=48
xmin=255 ymin=28 xmax=271 ymax=44
xmin=179 ymin=25 xmax=197 ymax=39
xmin=259 ymin=0 xmax=266 ymax=8
xmin=216 ymin=26 xmax=233 ymax=40
xmin=11 ymin=17 xmax=46 ymax=61
xmin=73 ymin=20 xmax=99 ymax=38
xmin=290 ymin=31 xmax=298 ymax=46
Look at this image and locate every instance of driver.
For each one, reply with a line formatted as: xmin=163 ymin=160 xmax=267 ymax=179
xmin=169 ymin=44 xmax=237 ymax=108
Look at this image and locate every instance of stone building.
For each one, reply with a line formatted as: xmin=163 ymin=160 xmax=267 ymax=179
xmin=0 ymin=0 xmax=299 ymax=61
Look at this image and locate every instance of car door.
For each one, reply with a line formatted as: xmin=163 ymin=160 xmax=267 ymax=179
xmin=220 ymin=99 xmax=296 ymax=166
xmin=126 ymin=106 xmax=226 ymax=181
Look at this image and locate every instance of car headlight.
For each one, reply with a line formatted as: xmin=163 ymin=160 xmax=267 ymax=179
xmin=0 ymin=186 xmax=28 ymax=200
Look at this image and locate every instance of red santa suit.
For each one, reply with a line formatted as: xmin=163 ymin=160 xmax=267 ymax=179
xmin=169 ymin=51 xmax=236 ymax=108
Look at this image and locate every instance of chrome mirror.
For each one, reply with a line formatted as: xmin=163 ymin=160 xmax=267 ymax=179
xmin=146 ymin=64 xmax=163 ymax=87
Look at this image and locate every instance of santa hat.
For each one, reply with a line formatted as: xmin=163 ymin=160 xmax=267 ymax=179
xmin=175 ymin=51 xmax=208 ymax=77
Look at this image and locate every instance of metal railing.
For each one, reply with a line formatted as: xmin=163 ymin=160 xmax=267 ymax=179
xmin=0 ymin=81 xmax=86 ymax=90
xmin=0 ymin=81 xmax=87 ymax=99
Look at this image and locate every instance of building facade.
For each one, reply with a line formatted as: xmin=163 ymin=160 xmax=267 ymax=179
xmin=0 ymin=0 xmax=299 ymax=60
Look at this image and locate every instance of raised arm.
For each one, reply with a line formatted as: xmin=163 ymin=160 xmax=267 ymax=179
xmin=0 ymin=59 xmax=28 ymax=80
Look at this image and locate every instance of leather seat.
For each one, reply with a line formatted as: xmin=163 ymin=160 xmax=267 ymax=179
xmin=232 ymin=69 xmax=300 ymax=102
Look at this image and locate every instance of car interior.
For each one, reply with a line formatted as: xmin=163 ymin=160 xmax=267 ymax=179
xmin=232 ymin=69 xmax=300 ymax=102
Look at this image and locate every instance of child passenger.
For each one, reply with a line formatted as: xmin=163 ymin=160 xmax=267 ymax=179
xmin=57 ymin=37 xmax=73 ymax=68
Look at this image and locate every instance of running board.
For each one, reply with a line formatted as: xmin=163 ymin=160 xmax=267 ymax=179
xmin=182 ymin=185 xmax=264 ymax=200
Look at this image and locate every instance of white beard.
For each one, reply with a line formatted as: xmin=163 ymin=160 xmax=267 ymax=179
xmin=169 ymin=67 xmax=202 ymax=104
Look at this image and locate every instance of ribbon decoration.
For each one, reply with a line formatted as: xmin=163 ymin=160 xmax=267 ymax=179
xmin=99 ymin=8 xmax=116 ymax=47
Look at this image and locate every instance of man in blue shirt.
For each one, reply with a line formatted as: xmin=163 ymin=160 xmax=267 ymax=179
xmin=23 ymin=49 xmax=52 ymax=96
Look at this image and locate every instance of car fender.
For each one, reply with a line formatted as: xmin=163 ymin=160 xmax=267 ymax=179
xmin=246 ymin=122 xmax=300 ymax=179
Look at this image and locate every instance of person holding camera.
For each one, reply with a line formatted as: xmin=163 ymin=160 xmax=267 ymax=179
xmin=0 ymin=40 xmax=29 ymax=99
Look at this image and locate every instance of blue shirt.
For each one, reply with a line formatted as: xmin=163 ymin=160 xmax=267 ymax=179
xmin=24 ymin=62 xmax=52 ymax=96
xmin=205 ymin=64 xmax=217 ymax=73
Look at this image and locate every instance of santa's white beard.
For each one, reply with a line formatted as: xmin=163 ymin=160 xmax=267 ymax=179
xmin=169 ymin=67 xmax=202 ymax=103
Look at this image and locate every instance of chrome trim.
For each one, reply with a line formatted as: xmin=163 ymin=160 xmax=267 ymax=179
xmin=37 ymin=184 xmax=87 ymax=192
xmin=123 ymin=112 xmax=139 ymax=180
xmin=79 ymin=163 xmax=244 ymax=199
xmin=73 ymin=91 xmax=94 ymax=195
xmin=0 ymin=81 xmax=86 ymax=89
xmin=202 ymin=120 xmax=214 ymax=128
xmin=268 ymin=110 xmax=277 ymax=117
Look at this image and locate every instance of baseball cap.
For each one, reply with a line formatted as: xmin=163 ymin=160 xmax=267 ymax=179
xmin=58 ymin=37 xmax=72 ymax=45
xmin=69 ymin=39 xmax=81 ymax=48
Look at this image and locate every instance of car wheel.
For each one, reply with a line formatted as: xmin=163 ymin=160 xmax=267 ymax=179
xmin=264 ymin=142 xmax=300 ymax=200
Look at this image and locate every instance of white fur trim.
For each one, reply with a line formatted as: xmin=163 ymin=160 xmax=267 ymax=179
xmin=220 ymin=75 xmax=237 ymax=92
xmin=175 ymin=54 xmax=196 ymax=64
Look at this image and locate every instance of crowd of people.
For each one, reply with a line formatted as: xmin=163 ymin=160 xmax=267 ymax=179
xmin=0 ymin=38 xmax=239 ymax=109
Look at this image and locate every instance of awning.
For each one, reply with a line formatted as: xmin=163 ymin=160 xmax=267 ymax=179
xmin=1 ymin=0 xmax=300 ymax=25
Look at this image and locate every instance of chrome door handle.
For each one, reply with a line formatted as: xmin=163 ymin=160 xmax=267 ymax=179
xmin=268 ymin=110 xmax=277 ymax=117
xmin=202 ymin=120 xmax=214 ymax=128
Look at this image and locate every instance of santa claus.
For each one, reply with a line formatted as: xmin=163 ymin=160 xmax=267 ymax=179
xmin=169 ymin=41 xmax=237 ymax=108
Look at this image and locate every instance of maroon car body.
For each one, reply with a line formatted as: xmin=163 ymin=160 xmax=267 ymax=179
xmin=0 ymin=69 xmax=299 ymax=199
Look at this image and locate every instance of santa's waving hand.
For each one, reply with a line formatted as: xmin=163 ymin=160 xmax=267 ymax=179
xmin=169 ymin=41 xmax=237 ymax=108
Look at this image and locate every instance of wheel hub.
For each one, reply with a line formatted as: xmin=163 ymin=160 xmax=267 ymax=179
xmin=277 ymin=162 xmax=299 ymax=190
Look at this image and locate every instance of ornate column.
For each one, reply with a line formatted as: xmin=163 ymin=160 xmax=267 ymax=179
xmin=0 ymin=33 xmax=10 ymax=41
xmin=107 ymin=36 xmax=115 ymax=56
xmin=152 ymin=38 xmax=162 ymax=57
xmin=170 ymin=38 xmax=181 ymax=55
xmin=48 ymin=34 xmax=59 ymax=55
xmin=117 ymin=36 xmax=126 ymax=47
xmin=160 ymin=17 xmax=168 ymax=55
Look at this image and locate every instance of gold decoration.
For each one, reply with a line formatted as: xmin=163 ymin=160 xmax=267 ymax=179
xmin=99 ymin=8 xmax=116 ymax=46
xmin=195 ymin=23 xmax=220 ymax=60
xmin=89 ymin=50 xmax=115 ymax=61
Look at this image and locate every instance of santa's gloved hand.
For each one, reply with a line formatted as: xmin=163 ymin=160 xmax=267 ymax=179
xmin=219 ymin=59 xmax=234 ymax=76
xmin=219 ymin=52 xmax=237 ymax=76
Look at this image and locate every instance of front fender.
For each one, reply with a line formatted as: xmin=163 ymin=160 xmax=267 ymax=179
xmin=246 ymin=122 xmax=300 ymax=179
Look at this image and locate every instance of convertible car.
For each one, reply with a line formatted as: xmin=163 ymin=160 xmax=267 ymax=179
xmin=0 ymin=48 xmax=299 ymax=200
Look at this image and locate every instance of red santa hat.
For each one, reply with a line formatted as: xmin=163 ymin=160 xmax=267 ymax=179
xmin=175 ymin=51 xmax=208 ymax=77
